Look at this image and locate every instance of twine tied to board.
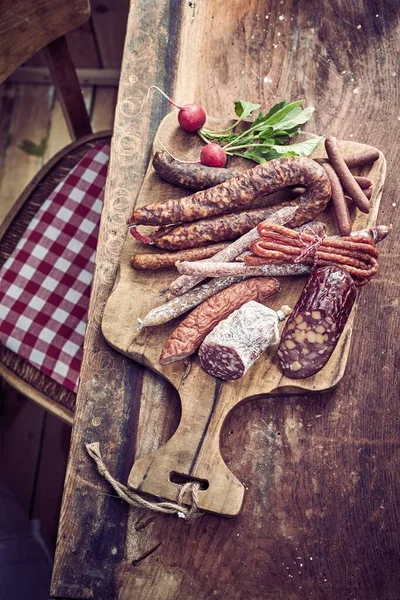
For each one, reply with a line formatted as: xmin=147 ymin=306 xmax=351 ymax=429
xmin=85 ymin=442 xmax=203 ymax=521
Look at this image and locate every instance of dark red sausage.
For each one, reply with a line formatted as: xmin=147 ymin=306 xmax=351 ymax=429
xmin=152 ymin=151 xmax=242 ymax=190
xmin=131 ymin=157 xmax=331 ymax=227
xmin=277 ymin=266 xmax=356 ymax=378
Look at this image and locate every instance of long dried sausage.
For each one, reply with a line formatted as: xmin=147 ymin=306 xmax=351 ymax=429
xmin=152 ymin=151 xmax=242 ymax=190
xmin=130 ymin=157 xmax=331 ymax=227
xmin=322 ymin=162 xmax=352 ymax=236
xmin=277 ymin=266 xmax=356 ymax=378
xmin=159 ymin=277 xmax=280 ymax=364
xmin=176 ymin=260 xmax=311 ymax=278
xmin=150 ymin=203 xmax=300 ymax=250
xmin=168 ymin=205 xmax=298 ymax=296
xmin=325 ymin=137 xmax=370 ymax=213
xmin=130 ymin=243 xmax=230 ymax=270
xmin=138 ymin=276 xmax=245 ymax=329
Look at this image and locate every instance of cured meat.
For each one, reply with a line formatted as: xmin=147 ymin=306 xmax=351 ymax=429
xmin=168 ymin=205 xmax=298 ymax=297
xmin=277 ymin=266 xmax=357 ymax=378
xmin=325 ymin=136 xmax=370 ymax=213
xmin=160 ymin=277 xmax=280 ymax=364
xmin=130 ymin=242 xmax=230 ymax=270
xmin=152 ymin=151 xmax=242 ymax=190
xmin=248 ymin=222 xmax=381 ymax=285
xmin=198 ymin=302 xmax=291 ymax=380
xmin=130 ymin=156 xmax=331 ymax=227
xmin=176 ymin=260 xmax=311 ymax=278
xmin=149 ymin=204 xmax=299 ymax=250
xmin=138 ymin=275 xmax=244 ymax=329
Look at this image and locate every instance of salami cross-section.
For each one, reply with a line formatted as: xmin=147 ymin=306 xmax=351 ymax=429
xmin=199 ymin=302 xmax=291 ymax=380
xmin=277 ymin=266 xmax=357 ymax=379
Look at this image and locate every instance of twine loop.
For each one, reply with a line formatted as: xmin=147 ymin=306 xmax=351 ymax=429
xmin=295 ymin=229 xmax=325 ymax=264
xmin=85 ymin=442 xmax=203 ymax=521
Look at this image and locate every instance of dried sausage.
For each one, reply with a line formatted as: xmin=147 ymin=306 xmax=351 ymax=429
xmin=150 ymin=204 xmax=300 ymax=250
xmin=130 ymin=156 xmax=331 ymax=227
xmin=322 ymin=162 xmax=352 ymax=236
xmin=159 ymin=277 xmax=280 ymax=364
xmin=277 ymin=266 xmax=356 ymax=378
xmin=325 ymin=137 xmax=370 ymax=213
xmin=198 ymin=302 xmax=290 ymax=380
xmin=138 ymin=275 xmax=244 ymax=329
xmin=176 ymin=260 xmax=311 ymax=278
xmin=152 ymin=151 xmax=242 ymax=190
xmin=131 ymin=243 xmax=230 ymax=270
xmin=168 ymin=205 xmax=297 ymax=296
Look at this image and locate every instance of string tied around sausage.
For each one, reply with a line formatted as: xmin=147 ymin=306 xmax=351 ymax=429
xmin=250 ymin=222 xmax=380 ymax=286
xmin=295 ymin=228 xmax=326 ymax=265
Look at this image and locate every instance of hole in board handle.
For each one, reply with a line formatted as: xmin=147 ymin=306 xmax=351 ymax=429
xmin=169 ymin=471 xmax=209 ymax=490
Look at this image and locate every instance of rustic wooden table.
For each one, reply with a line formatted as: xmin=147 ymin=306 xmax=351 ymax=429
xmin=51 ymin=1 xmax=400 ymax=598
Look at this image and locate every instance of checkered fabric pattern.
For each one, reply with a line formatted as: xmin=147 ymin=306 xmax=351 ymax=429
xmin=0 ymin=144 xmax=110 ymax=393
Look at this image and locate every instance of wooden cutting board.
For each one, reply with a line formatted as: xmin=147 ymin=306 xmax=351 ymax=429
xmin=101 ymin=111 xmax=386 ymax=516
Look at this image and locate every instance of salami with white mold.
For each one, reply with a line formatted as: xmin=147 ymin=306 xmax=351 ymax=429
xmin=277 ymin=266 xmax=356 ymax=379
xmin=199 ymin=302 xmax=291 ymax=380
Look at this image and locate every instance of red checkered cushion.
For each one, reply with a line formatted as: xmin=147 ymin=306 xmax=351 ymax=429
xmin=0 ymin=144 xmax=110 ymax=393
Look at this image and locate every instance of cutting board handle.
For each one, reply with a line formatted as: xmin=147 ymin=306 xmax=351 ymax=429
xmin=128 ymin=366 xmax=246 ymax=516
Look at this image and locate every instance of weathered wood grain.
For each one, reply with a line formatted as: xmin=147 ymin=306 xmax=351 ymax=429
xmin=0 ymin=0 xmax=90 ymax=82
xmin=52 ymin=0 xmax=400 ymax=598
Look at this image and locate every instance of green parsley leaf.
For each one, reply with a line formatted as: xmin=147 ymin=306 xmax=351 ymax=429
xmin=271 ymin=136 xmax=324 ymax=156
xmin=234 ymin=100 xmax=261 ymax=119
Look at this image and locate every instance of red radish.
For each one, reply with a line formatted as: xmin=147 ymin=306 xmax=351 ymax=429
xmin=149 ymin=86 xmax=206 ymax=132
xmin=200 ymin=143 xmax=227 ymax=167
xmin=178 ymin=104 xmax=206 ymax=132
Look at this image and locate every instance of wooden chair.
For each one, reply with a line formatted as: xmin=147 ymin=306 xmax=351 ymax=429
xmin=0 ymin=0 xmax=113 ymax=425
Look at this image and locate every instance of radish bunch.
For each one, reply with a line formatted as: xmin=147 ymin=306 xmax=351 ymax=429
xmin=151 ymin=87 xmax=226 ymax=167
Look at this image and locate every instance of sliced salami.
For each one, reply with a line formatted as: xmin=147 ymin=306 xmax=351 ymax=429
xmin=198 ymin=302 xmax=290 ymax=380
xmin=277 ymin=266 xmax=357 ymax=379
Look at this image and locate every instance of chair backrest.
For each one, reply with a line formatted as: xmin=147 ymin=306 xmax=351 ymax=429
xmin=0 ymin=0 xmax=90 ymax=84
xmin=0 ymin=0 xmax=92 ymax=139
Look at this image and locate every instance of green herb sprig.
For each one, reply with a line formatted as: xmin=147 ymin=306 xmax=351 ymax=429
xmin=198 ymin=100 xmax=324 ymax=164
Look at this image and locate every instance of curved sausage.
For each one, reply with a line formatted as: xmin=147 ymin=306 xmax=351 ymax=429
xmin=152 ymin=151 xmax=242 ymax=190
xmin=150 ymin=203 xmax=301 ymax=250
xmin=130 ymin=157 xmax=331 ymax=227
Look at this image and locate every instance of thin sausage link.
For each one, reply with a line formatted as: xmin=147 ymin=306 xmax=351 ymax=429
xmin=322 ymin=162 xmax=352 ymax=236
xmin=249 ymin=222 xmax=381 ymax=284
xmin=324 ymin=137 xmax=370 ymax=213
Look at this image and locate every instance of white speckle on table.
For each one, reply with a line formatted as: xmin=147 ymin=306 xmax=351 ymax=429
xmin=265 ymin=14 xmax=269 ymax=19
xmin=353 ymin=88 xmax=359 ymax=94
xmin=111 ymin=547 xmax=118 ymax=555
xmin=273 ymin=43 xmax=278 ymax=48
xmin=376 ymin=13 xmax=379 ymax=17
xmin=392 ymin=72 xmax=397 ymax=77
xmin=263 ymin=76 xmax=273 ymax=83
xmin=356 ymin=24 xmax=362 ymax=29
xmin=392 ymin=202 xmax=397 ymax=207
xmin=277 ymin=31 xmax=281 ymax=36
xmin=342 ymin=70 xmax=347 ymax=74
xmin=397 ymin=116 xmax=400 ymax=121
xmin=279 ymin=14 xmax=285 ymax=20
xmin=349 ymin=133 xmax=354 ymax=137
